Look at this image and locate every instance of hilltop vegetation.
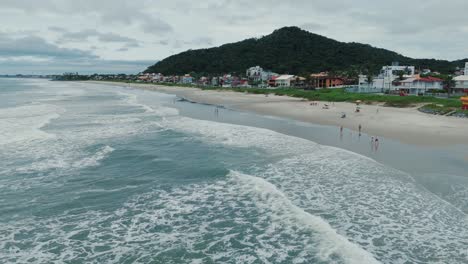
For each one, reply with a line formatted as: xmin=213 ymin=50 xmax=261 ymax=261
xmin=145 ymin=27 xmax=467 ymax=76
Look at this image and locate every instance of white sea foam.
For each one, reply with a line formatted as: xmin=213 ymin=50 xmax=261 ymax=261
xmin=117 ymin=91 xmax=179 ymax=116
xmin=161 ymin=114 xmax=468 ymax=263
xmin=0 ymin=104 xmax=63 ymax=145
xmin=229 ymin=171 xmax=380 ymax=264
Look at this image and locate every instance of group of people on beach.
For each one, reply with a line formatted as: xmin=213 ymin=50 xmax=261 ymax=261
xmin=340 ymin=124 xmax=380 ymax=152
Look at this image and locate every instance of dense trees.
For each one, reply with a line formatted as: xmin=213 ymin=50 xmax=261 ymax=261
xmin=145 ymin=27 xmax=467 ymax=76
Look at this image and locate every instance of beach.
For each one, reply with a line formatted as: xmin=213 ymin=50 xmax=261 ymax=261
xmin=92 ymin=81 xmax=468 ymax=146
xmin=2 ymin=78 xmax=467 ymax=263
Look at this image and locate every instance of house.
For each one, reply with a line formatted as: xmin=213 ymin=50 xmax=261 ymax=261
xmin=246 ymin=66 xmax=264 ymax=82
xmin=181 ymin=74 xmax=193 ymax=84
xmin=454 ymin=75 xmax=468 ymax=94
xmin=198 ymin=76 xmax=209 ymax=86
xmin=211 ymin=77 xmax=220 ymax=86
xmin=310 ymin=72 xmax=345 ymax=89
xmin=275 ymin=75 xmax=295 ymax=87
xmin=465 ymin=62 xmax=468 ymax=76
xmin=151 ymin=73 xmax=163 ymax=82
xmin=268 ymin=76 xmax=278 ymax=87
xmin=393 ymin=75 xmax=443 ymax=95
xmin=138 ymin=73 xmax=152 ymax=82
xmin=246 ymin=66 xmax=279 ymax=84
xmin=291 ymin=76 xmax=307 ymax=87
xmin=371 ymin=63 xmax=416 ymax=90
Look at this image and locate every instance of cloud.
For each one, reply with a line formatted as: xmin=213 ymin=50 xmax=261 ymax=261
xmin=300 ymin=22 xmax=327 ymax=32
xmin=0 ymin=34 xmax=96 ymax=59
xmin=189 ymin=37 xmax=213 ymax=46
xmin=0 ymin=57 xmax=155 ymax=74
xmin=50 ymin=27 xmax=140 ymax=48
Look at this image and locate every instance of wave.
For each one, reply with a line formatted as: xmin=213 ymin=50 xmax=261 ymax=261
xmin=161 ymin=114 xmax=468 ymax=263
xmin=117 ymin=91 xmax=179 ymax=117
xmin=229 ymin=171 xmax=380 ymax=264
xmin=0 ymin=104 xmax=63 ymax=146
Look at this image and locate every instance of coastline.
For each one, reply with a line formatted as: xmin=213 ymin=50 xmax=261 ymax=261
xmin=89 ymin=81 xmax=468 ymax=146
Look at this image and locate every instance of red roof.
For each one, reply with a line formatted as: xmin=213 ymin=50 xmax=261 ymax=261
xmin=419 ymin=76 xmax=443 ymax=82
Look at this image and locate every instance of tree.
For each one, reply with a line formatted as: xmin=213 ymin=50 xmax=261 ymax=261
xmin=443 ymin=75 xmax=455 ymax=97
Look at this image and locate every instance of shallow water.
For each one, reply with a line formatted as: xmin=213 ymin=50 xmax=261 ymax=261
xmin=0 ymin=79 xmax=467 ymax=263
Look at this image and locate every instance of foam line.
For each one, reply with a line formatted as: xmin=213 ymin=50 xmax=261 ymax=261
xmin=230 ymin=171 xmax=381 ymax=264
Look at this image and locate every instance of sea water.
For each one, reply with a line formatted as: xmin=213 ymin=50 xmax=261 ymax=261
xmin=0 ymin=78 xmax=467 ymax=263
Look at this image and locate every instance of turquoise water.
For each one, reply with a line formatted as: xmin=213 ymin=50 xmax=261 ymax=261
xmin=0 ymin=79 xmax=467 ymax=263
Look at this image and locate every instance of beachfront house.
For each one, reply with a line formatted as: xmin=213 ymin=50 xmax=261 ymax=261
xmin=373 ymin=63 xmax=416 ymax=90
xmin=454 ymin=75 xmax=468 ymax=94
xmin=393 ymin=75 xmax=443 ymax=95
xmin=310 ymin=72 xmax=345 ymax=89
xmin=465 ymin=62 xmax=468 ymax=76
xmin=268 ymin=76 xmax=278 ymax=87
xmin=275 ymin=75 xmax=295 ymax=87
xmin=181 ymin=74 xmax=193 ymax=84
xmin=246 ymin=66 xmax=264 ymax=82
xmin=246 ymin=66 xmax=279 ymax=86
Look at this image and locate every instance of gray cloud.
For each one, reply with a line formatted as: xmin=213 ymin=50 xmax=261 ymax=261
xmin=0 ymin=57 xmax=155 ymax=74
xmin=0 ymin=35 xmax=96 ymax=59
xmin=2 ymin=0 xmax=174 ymax=35
xmin=50 ymin=27 xmax=140 ymax=47
xmin=2 ymin=0 xmax=468 ymax=74
xmin=300 ymin=22 xmax=327 ymax=32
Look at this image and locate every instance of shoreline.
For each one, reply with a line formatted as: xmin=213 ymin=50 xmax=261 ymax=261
xmin=88 ymin=81 xmax=468 ymax=146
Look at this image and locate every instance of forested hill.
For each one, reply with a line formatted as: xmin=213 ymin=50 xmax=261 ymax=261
xmin=145 ymin=26 xmax=467 ymax=75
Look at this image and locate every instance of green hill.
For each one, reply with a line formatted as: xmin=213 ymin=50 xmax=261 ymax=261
xmin=145 ymin=26 xmax=467 ymax=75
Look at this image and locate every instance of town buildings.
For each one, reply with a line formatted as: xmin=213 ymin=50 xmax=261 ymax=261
xmin=310 ymin=72 xmax=345 ymax=88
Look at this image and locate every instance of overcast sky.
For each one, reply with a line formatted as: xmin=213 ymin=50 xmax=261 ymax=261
xmin=1 ymin=0 xmax=467 ymax=74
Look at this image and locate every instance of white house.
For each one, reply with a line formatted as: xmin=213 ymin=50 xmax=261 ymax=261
xmin=275 ymin=75 xmax=295 ymax=87
xmin=246 ymin=66 xmax=278 ymax=82
xmin=181 ymin=74 xmax=193 ymax=84
xmin=394 ymin=75 xmax=443 ymax=95
xmin=246 ymin=66 xmax=263 ymax=81
xmin=361 ymin=63 xmax=416 ymax=90
xmin=454 ymin=75 xmax=468 ymax=93
xmin=465 ymin=62 xmax=468 ymax=75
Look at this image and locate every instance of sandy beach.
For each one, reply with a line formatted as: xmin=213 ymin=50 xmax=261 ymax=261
xmin=91 ymin=81 xmax=468 ymax=146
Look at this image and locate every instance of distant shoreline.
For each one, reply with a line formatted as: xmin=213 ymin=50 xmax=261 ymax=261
xmin=87 ymin=81 xmax=468 ymax=146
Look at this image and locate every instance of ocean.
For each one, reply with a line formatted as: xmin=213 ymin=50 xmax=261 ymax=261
xmin=0 ymin=78 xmax=467 ymax=263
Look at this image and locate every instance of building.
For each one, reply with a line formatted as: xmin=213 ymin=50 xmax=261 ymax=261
xmin=181 ymin=74 xmax=193 ymax=84
xmin=268 ymin=76 xmax=278 ymax=87
xmin=246 ymin=66 xmax=264 ymax=82
xmin=310 ymin=72 xmax=345 ymax=89
xmin=393 ymin=75 xmax=443 ymax=95
xmin=465 ymin=62 xmax=468 ymax=76
xmin=362 ymin=63 xmax=416 ymax=90
xmin=275 ymin=75 xmax=295 ymax=87
xmin=246 ymin=66 xmax=278 ymax=83
xmin=454 ymin=75 xmax=468 ymax=94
